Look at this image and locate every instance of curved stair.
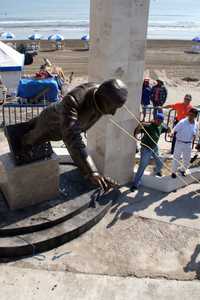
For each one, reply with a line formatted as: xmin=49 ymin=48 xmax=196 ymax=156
xmin=0 ymin=165 xmax=119 ymax=258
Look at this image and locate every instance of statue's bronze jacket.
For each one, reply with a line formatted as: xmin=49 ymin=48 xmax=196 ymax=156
xmin=25 ymin=82 xmax=102 ymax=177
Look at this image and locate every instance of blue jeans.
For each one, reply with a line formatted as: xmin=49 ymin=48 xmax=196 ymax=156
xmin=132 ymin=146 xmax=163 ymax=188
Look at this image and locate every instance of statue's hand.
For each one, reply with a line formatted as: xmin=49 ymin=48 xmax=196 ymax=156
xmin=104 ymin=176 xmax=119 ymax=190
xmin=89 ymin=173 xmax=119 ymax=191
xmin=196 ymin=143 xmax=200 ymax=151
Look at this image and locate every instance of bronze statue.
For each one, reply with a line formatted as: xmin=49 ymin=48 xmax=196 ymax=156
xmin=7 ymin=79 xmax=128 ymax=190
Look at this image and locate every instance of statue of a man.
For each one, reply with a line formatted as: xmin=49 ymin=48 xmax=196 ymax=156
xmin=18 ymin=79 xmax=128 ymax=190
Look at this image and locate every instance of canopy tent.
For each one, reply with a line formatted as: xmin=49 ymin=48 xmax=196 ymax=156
xmin=0 ymin=41 xmax=24 ymax=94
xmin=48 ymin=34 xmax=64 ymax=41
xmin=28 ymin=33 xmax=42 ymax=40
xmin=192 ymin=36 xmax=200 ymax=42
xmin=1 ymin=32 xmax=15 ymax=39
xmin=81 ymin=34 xmax=89 ymax=41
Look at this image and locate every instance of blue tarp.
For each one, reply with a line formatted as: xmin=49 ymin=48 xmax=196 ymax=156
xmin=0 ymin=66 xmax=22 ymax=71
xmin=17 ymin=78 xmax=59 ymax=102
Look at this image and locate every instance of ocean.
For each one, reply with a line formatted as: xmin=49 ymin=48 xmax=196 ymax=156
xmin=0 ymin=0 xmax=200 ymax=40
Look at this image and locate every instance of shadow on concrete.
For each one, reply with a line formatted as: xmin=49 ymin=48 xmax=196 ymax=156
xmin=155 ymin=190 xmax=200 ymax=222
xmin=107 ymin=185 xmax=166 ymax=228
xmin=184 ymin=244 xmax=200 ymax=279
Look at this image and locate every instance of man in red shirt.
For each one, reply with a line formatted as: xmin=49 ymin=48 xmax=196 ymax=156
xmin=164 ymin=94 xmax=193 ymax=153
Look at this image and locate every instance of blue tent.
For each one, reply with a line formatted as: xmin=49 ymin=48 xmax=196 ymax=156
xmin=28 ymin=33 xmax=42 ymax=40
xmin=1 ymin=32 xmax=15 ymax=39
xmin=192 ymin=36 xmax=200 ymax=42
xmin=81 ymin=34 xmax=89 ymax=41
xmin=48 ymin=34 xmax=64 ymax=41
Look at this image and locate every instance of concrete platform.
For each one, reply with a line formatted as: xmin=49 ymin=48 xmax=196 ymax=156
xmin=0 ymin=152 xmax=59 ymax=210
xmin=141 ymin=167 xmax=200 ymax=192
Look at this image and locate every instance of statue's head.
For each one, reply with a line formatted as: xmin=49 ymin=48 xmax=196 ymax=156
xmin=95 ymin=79 xmax=128 ymax=115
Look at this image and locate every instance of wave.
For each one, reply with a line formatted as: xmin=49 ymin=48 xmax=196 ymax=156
xmin=0 ymin=19 xmax=89 ymax=29
xmin=0 ymin=18 xmax=199 ymax=30
xmin=149 ymin=21 xmax=200 ymax=29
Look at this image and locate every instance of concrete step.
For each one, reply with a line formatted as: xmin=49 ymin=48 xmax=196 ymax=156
xmin=141 ymin=167 xmax=200 ymax=192
xmin=0 ymin=166 xmax=94 ymax=236
xmin=0 ymin=190 xmax=118 ymax=258
xmin=0 ymin=192 xmax=92 ymax=237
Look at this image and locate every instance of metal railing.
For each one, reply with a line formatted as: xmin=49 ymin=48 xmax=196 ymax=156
xmin=1 ymin=103 xmax=47 ymax=127
xmin=1 ymin=103 xmax=200 ymax=146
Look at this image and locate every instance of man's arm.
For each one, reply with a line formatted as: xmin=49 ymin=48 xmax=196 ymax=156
xmin=60 ymin=95 xmax=98 ymax=175
xmin=161 ymin=124 xmax=171 ymax=134
xmin=173 ymin=119 xmax=182 ymax=134
xmin=163 ymin=104 xmax=173 ymax=109
xmin=134 ymin=122 xmax=150 ymax=136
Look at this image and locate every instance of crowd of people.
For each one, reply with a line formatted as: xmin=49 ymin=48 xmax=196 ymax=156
xmin=131 ymin=79 xmax=199 ymax=191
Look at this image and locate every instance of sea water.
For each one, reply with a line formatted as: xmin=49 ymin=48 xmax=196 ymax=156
xmin=0 ymin=0 xmax=199 ymax=40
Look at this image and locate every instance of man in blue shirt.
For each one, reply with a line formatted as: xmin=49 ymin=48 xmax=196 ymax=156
xmin=141 ymin=78 xmax=152 ymax=121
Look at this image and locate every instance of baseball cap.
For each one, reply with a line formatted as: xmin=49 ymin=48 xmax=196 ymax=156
xmin=184 ymin=94 xmax=192 ymax=101
xmin=155 ymin=112 xmax=164 ymax=121
xmin=156 ymin=79 xmax=164 ymax=84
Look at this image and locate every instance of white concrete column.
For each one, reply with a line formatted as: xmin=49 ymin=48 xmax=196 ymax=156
xmin=88 ymin=0 xmax=150 ymax=184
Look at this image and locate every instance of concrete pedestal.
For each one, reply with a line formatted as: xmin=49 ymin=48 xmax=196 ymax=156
xmin=0 ymin=153 xmax=59 ymax=210
xmin=88 ymin=0 xmax=150 ymax=184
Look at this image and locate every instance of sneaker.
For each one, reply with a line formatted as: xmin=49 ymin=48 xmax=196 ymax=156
xmin=171 ymin=173 xmax=177 ymax=179
xmin=130 ymin=184 xmax=138 ymax=192
xmin=156 ymin=172 xmax=162 ymax=177
xmin=180 ymin=171 xmax=186 ymax=177
xmin=190 ymin=154 xmax=198 ymax=164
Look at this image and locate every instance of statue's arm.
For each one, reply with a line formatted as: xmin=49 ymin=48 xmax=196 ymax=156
xmin=60 ymin=95 xmax=98 ymax=178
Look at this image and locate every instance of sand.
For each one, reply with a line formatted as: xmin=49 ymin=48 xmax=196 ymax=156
xmin=10 ymin=39 xmax=198 ymax=107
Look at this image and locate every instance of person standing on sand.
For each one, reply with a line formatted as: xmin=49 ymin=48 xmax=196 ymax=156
xmin=151 ymin=79 xmax=168 ymax=119
xmin=164 ymin=94 xmax=193 ymax=154
xmin=171 ymin=108 xmax=199 ymax=178
xmin=141 ymin=78 xmax=152 ymax=121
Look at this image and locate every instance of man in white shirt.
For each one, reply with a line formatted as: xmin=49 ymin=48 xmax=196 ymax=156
xmin=171 ymin=108 xmax=199 ymax=178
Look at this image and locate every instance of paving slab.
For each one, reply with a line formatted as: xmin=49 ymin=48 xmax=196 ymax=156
xmin=7 ymin=200 xmax=200 ymax=280
xmin=117 ymin=183 xmax=200 ymax=230
xmin=0 ymin=266 xmax=200 ymax=300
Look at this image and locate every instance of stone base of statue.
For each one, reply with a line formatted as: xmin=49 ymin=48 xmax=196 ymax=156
xmin=0 ymin=163 xmax=118 ymax=259
xmin=0 ymin=152 xmax=59 ymax=210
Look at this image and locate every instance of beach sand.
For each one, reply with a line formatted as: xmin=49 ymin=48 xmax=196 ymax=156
xmin=13 ymin=39 xmax=199 ymax=106
xmin=3 ymin=39 xmax=200 ymax=105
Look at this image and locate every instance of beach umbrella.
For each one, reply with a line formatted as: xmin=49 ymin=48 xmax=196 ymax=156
xmin=81 ymin=34 xmax=89 ymax=41
xmin=28 ymin=33 xmax=42 ymax=40
xmin=192 ymin=36 xmax=200 ymax=42
xmin=48 ymin=33 xmax=64 ymax=41
xmin=1 ymin=32 xmax=15 ymax=39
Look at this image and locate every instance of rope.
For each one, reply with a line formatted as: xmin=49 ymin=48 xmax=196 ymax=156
xmin=109 ymin=118 xmax=200 ymax=197
xmin=124 ymin=105 xmax=200 ymax=186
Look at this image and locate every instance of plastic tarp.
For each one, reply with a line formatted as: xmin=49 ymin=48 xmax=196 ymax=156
xmin=0 ymin=41 xmax=24 ymax=94
xmin=0 ymin=41 xmax=24 ymax=71
xmin=17 ymin=78 xmax=60 ymax=102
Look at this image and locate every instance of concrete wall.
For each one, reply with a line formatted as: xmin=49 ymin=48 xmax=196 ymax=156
xmin=88 ymin=0 xmax=150 ymax=183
